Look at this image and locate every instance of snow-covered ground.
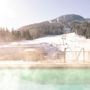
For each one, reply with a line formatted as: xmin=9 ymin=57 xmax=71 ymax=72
xmin=8 ymin=33 xmax=90 ymax=51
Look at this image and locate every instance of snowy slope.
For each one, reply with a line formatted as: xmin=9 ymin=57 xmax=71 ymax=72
xmin=3 ymin=33 xmax=90 ymax=51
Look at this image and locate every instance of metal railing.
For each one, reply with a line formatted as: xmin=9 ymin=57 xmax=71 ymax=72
xmin=63 ymin=48 xmax=90 ymax=63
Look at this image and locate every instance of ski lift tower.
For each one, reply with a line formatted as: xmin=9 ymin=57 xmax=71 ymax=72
xmin=61 ymin=27 xmax=71 ymax=45
xmin=62 ymin=33 xmax=66 ymax=45
xmin=61 ymin=28 xmax=67 ymax=45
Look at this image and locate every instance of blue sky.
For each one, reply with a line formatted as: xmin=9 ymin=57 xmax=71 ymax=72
xmin=0 ymin=0 xmax=90 ymax=29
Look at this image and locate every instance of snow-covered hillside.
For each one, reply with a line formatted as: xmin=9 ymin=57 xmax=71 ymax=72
xmin=0 ymin=33 xmax=89 ymax=52
xmin=9 ymin=33 xmax=90 ymax=51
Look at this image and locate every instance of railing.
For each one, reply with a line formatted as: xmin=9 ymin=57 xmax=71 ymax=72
xmin=63 ymin=48 xmax=90 ymax=63
xmin=0 ymin=46 xmax=90 ymax=64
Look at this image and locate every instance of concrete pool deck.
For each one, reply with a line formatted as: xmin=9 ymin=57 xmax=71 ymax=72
xmin=0 ymin=61 xmax=90 ymax=68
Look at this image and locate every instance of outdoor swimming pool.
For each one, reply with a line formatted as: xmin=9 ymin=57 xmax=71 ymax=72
xmin=0 ymin=68 xmax=90 ymax=90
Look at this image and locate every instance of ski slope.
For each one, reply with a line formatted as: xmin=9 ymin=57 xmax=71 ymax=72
xmin=9 ymin=33 xmax=90 ymax=51
xmin=0 ymin=33 xmax=89 ymax=52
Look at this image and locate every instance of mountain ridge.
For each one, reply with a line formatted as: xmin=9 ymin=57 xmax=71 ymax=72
xmin=0 ymin=14 xmax=90 ymax=42
xmin=18 ymin=14 xmax=85 ymax=30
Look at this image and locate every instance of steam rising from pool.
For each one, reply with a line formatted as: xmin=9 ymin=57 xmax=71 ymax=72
xmin=0 ymin=69 xmax=20 ymax=90
xmin=0 ymin=68 xmax=90 ymax=90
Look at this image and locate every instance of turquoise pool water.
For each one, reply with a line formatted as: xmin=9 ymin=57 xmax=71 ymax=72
xmin=0 ymin=68 xmax=90 ymax=90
